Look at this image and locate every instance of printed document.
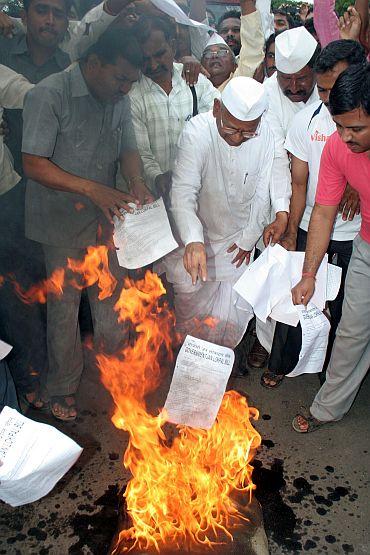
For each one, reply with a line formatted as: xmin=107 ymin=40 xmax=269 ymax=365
xmin=233 ymin=245 xmax=341 ymax=326
xmin=0 ymin=407 xmax=82 ymax=507
xmin=287 ymin=304 xmax=330 ymax=377
xmin=113 ymin=198 xmax=178 ymax=269
xmin=163 ymin=335 xmax=234 ymax=430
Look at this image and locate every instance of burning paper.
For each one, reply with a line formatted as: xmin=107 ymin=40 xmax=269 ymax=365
xmin=0 ymin=407 xmax=82 ymax=507
xmin=113 ymin=198 xmax=178 ymax=269
xmin=164 ymin=335 xmax=235 ymax=429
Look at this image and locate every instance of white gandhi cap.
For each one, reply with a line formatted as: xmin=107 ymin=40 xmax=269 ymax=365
xmin=275 ymin=27 xmax=318 ymax=74
xmin=205 ymin=33 xmax=229 ymax=48
xmin=221 ymin=76 xmax=268 ymax=121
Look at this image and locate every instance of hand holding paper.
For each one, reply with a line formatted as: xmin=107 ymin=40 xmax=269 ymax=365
xmin=291 ymin=276 xmax=316 ymax=307
xmin=113 ymin=198 xmax=178 ymax=269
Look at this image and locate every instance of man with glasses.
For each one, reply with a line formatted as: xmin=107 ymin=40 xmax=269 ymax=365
xmin=201 ymin=0 xmax=264 ymax=91
xmin=161 ymin=77 xmax=274 ymax=348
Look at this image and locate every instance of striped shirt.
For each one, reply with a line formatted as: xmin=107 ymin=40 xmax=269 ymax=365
xmin=129 ymin=63 xmax=219 ymax=189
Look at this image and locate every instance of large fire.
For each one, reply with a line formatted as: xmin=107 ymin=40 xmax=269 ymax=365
xmin=2 ymin=246 xmax=261 ymax=552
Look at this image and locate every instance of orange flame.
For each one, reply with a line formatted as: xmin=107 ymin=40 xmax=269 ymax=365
xmin=67 ymin=246 xmax=117 ymax=301
xmin=6 ymin=246 xmax=117 ymax=304
xmin=10 ymin=268 xmax=66 ymax=304
xmin=5 ymin=244 xmax=261 ymax=551
xmin=95 ymin=271 xmax=261 ymax=553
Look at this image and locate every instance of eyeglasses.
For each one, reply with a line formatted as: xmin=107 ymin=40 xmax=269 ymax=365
xmin=202 ymin=48 xmax=231 ymax=60
xmin=219 ymin=111 xmax=261 ymax=139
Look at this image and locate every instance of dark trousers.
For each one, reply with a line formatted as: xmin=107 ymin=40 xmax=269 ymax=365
xmin=269 ymin=228 xmax=353 ymax=375
xmin=0 ymin=181 xmax=47 ymax=394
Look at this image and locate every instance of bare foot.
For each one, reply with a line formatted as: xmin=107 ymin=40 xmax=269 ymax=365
xmin=51 ymin=396 xmax=77 ymax=421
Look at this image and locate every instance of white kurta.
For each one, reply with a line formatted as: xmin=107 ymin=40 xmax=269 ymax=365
xmin=263 ymin=72 xmax=320 ymax=214
xmin=0 ymin=65 xmax=33 ymax=194
xmin=162 ymin=111 xmax=275 ymax=348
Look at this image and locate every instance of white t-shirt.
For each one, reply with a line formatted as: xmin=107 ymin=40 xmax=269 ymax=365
xmin=284 ymin=100 xmax=361 ymax=241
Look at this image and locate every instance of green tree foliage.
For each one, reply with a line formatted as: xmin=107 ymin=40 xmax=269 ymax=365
xmin=271 ymin=0 xmax=353 ymax=16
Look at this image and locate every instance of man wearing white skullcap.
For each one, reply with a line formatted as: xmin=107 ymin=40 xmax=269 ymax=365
xmin=159 ymin=77 xmax=275 ymax=348
xmin=201 ymin=0 xmax=265 ymax=91
xmin=248 ymin=26 xmax=321 ymax=371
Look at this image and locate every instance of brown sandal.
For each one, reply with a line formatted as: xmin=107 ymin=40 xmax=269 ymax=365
xmin=292 ymin=406 xmax=325 ymax=433
xmin=261 ymin=371 xmax=284 ymax=389
xmin=22 ymin=391 xmax=50 ymax=412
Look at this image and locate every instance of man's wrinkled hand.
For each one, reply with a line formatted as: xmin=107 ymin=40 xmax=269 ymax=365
xmin=227 ymin=243 xmax=251 ymax=267
xmin=338 ymin=6 xmax=362 ymax=41
xmin=280 ymin=231 xmax=297 ymax=251
xmin=291 ymin=277 xmax=316 ymax=306
xmin=263 ymin=211 xmax=288 ymax=246
xmin=129 ymin=179 xmax=155 ymax=205
xmin=88 ymin=183 xmax=139 ymax=223
xmin=183 ymin=242 xmax=207 ymax=285
xmin=180 ymin=56 xmax=210 ymax=86
xmin=339 ymin=183 xmax=360 ymax=221
xmin=0 ymin=12 xmax=15 ymax=37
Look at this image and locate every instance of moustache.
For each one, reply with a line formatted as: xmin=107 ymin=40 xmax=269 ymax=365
xmin=285 ymin=89 xmax=306 ymax=97
xmin=39 ymin=26 xmax=58 ymax=35
xmin=146 ymin=65 xmax=167 ymax=75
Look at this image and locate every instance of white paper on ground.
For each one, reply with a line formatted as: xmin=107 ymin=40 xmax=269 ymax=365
xmin=113 ymin=198 xmax=178 ymax=269
xmin=0 ymin=340 xmax=12 ymax=361
xmin=0 ymin=407 xmax=82 ymax=507
xmin=163 ymin=335 xmax=235 ymax=430
xmin=287 ymin=303 xmax=330 ymax=377
xmin=233 ymin=245 xmax=341 ymax=326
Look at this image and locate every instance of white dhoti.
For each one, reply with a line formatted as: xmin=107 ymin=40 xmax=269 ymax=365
xmin=161 ymin=240 xmax=254 ymax=349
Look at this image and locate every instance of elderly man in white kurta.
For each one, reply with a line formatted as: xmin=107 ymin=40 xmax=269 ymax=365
xmin=163 ymin=77 xmax=274 ymax=348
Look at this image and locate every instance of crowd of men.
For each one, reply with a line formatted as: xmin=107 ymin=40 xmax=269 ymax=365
xmin=0 ymin=0 xmax=369 ymax=433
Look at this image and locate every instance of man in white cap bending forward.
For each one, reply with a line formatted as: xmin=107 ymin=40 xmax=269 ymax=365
xmin=248 ymin=26 xmax=320 ymax=370
xmin=162 ymin=76 xmax=274 ymax=348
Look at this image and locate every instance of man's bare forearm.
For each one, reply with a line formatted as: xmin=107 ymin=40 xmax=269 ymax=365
xmin=104 ymin=0 xmax=132 ymax=15
xmin=240 ymin=0 xmax=256 ymax=16
xmin=286 ymin=180 xmax=308 ymax=235
xmin=302 ymin=203 xmax=338 ymax=274
xmin=120 ymin=149 xmax=144 ymax=183
xmin=355 ymin=0 xmax=369 ymax=48
xmin=189 ymin=0 xmax=206 ymax=22
xmin=23 ymin=154 xmax=98 ymax=197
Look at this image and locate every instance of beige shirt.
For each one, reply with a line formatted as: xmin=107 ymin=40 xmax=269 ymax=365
xmin=218 ymin=11 xmax=265 ymax=92
xmin=0 ymin=64 xmax=33 ymax=194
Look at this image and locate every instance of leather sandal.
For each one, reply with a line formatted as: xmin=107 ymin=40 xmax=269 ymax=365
xmin=292 ymin=406 xmax=326 ymax=433
xmin=260 ymin=371 xmax=284 ymax=389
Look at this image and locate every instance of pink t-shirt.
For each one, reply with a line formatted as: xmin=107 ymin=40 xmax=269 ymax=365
xmin=316 ymin=132 xmax=370 ymax=244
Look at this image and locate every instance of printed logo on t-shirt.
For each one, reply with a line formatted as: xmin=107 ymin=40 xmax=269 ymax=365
xmin=310 ymin=130 xmax=328 ymax=142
